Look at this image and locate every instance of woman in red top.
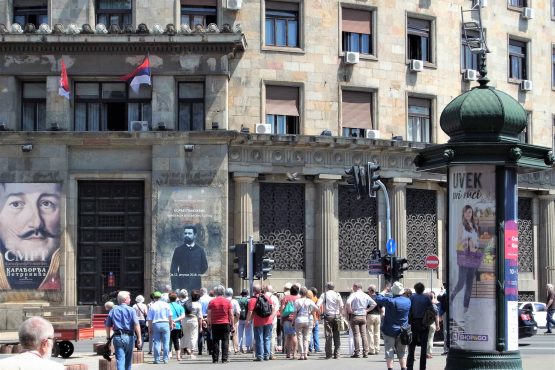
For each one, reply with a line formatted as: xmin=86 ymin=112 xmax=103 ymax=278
xmin=280 ymin=284 xmax=299 ymax=359
xmin=207 ymin=285 xmax=234 ymax=364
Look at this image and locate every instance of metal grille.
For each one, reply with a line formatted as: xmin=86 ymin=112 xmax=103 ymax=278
xmin=338 ymin=185 xmax=378 ymax=270
xmin=77 ymin=181 xmax=144 ymax=305
xmin=406 ymin=189 xmax=437 ymax=270
xmin=518 ymin=197 xmax=534 ymax=273
xmin=518 ymin=291 xmax=535 ymax=302
xmin=259 ymin=183 xmax=305 ymax=271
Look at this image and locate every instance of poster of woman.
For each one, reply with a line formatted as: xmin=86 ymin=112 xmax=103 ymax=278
xmin=449 ymin=165 xmax=497 ymax=351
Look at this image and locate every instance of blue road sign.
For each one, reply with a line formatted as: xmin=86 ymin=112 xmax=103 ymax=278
xmin=386 ymin=239 xmax=396 ymax=255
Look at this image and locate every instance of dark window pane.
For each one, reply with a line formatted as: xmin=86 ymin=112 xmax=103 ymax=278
xmin=192 ymin=103 xmax=204 ymax=131
xmin=22 ymin=102 xmax=35 ymax=131
xmin=179 ymin=102 xmax=192 ymax=131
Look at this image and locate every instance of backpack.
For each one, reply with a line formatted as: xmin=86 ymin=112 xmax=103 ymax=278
xmin=422 ymin=306 xmax=437 ymax=326
xmin=238 ymin=297 xmax=249 ymax=320
xmin=254 ymin=294 xmax=272 ymax=317
xmin=281 ymin=300 xmax=295 ymax=318
xmin=183 ymin=300 xmax=194 ymax=316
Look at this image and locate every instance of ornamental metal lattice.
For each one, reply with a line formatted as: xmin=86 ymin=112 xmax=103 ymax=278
xmin=406 ymin=189 xmax=437 ymax=270
xmin=259 ymin=183 xmax=305 ymax=271
xmin=518 ymin=197 xmax=534 ymax=273
xmin=338 ymin=186 xmax=378 ymax=270
xmin=518 ymin=291 xmax=535 ymax=302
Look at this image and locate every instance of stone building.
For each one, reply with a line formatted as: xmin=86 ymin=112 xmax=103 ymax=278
xmin=0 ymin=0 xmax=553 ymax=325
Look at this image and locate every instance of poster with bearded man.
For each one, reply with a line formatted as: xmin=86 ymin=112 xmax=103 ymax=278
xmin=0 ymin=183 xmax=62 ymax=290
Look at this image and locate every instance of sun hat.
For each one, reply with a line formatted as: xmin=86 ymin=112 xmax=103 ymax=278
xmin=391 ymin=281 xmax=404 ymax=296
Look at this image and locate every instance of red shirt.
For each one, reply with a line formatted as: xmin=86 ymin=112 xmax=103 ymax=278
xmin=208 ymin=296 xmax=232 ymax=325
xmin=248 ymin=295 xmax=273 ymax=327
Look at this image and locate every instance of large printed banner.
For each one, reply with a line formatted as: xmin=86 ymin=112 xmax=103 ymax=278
xmin=449 ymin=166 xmax=496 ymax=351
xmin=0 ymin=183 xmax=62 ymax=291
xmin=155 ymin=186 xmax=225 ymax=294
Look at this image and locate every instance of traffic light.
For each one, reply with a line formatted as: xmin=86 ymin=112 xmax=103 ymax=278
xmin=254 ymin=243 xmax=275 ymax=279
xmin=367 ymin=162 xmax=381 ymax=198
xmin=345 ymin=165 xmax=365 ymax=199
xmin=230 ymin=243 xmax=248 ymax=279
xmin=381 ymin=256 xmax=393 ymax=282
xmin=393 ymin=257 xmax=409 ymax=281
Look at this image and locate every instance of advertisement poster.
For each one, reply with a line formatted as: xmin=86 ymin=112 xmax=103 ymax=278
xmin=155 ymin=186 xmax=225 ymax=294
xmin=505 ymin=220 xmax=519 ymax=351
xmin=449 ymin=166 xmax=496 ymax=351
xmin=0 ymin=183 xmax=62 ymax=291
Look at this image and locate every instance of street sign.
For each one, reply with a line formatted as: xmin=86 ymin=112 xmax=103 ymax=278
xmin=425 ymin=255 xmax=440 ymax=269
xmin=368 ymin=258 xmax=383 ymax=275
xmin=386 ymin=239 xmax=396 ymax=255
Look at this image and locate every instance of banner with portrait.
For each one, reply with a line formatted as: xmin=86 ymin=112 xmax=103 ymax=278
xmin=448 ymin=165 xmax=496 ymax=351
xmin=154 ymin=186 xmax=225 ymax=293
xmin=0 ymin=183 xmax=62 ymax=291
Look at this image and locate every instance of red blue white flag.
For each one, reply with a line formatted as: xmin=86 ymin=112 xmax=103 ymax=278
xmin=58 ymin=59 xmax=70 ymax=99
xmin=121 ymin=56 xmax=151 ymax=93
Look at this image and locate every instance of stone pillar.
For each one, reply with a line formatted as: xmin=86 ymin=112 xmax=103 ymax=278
xmin=205 ymin=75 xmax=228 ymax=130
xmin=174 ymin=0 xmax=181 ymax=28
xmin=233 ymin=173 xmax=257 ymax=243
xmin=152 ymin=76 xmax=176 ymax=129
xmin=88 ymin=0 xmax=95 ymax=26
xmin=46 ymin=75 xmax=71 ymax=130
xmin=391 ymin=178 xmax=411 ymax=257
xmin=538 ymin=194 xmax=555 ymax=290
xmin=315 ymin=174 xmax=340 ymax=291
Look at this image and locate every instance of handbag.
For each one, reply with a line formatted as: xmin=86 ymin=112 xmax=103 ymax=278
xmin=399 ymin=323 xmax=412 ymax=345
xmin=281 ymin=300 xmax=295 ymax=318
xmin=422 ymin=306 xmax=437 ymax=326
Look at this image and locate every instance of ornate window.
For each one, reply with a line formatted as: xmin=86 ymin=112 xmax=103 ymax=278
xmin=517 ymin=197 xmax=533 ymax=273
xmin=518 ymin=291 xmax=535 ymax=302
xmin=339 ymin=186 xmax=378 ymax=270
xmin=21 ymin=82 xmax=46 ymax=131
xmin=406 ymin=189 xmax=437 ymax=270
xmin=178 ymin=82 xmax=204 ymax=131
xmin=259 ymin=183 xmax=305 ymax=271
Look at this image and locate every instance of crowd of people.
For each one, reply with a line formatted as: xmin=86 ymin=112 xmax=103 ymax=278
xmin=98 ymin=280 xmax=448 ymax=370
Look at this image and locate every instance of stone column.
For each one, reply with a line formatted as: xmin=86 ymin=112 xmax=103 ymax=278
xmin=315 ymin=174 xmax=341 ymax=291
xmin=538 ymin=193 xmax=555 ymax=290
xmin=391 ymin=178 xmax=411 ymax=257
xmin=88 ymin=0 xmax=95 ymax=26
xmin=233 ymin=173 xmax=257 ymax=243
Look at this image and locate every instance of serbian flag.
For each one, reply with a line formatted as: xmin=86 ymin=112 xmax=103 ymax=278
xmin=58 ymin=59 xmax=70 ymax=99
xmin=121 ymin=56 xmax=151 ymax=93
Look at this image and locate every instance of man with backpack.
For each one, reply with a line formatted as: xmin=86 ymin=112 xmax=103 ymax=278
xmin=237 ymin=289 xmax=252 ymax=353
xmin=406 ymin=283 xmax=437 ymax=370
xmin=246 ymin=284 xmax=274 ymax=361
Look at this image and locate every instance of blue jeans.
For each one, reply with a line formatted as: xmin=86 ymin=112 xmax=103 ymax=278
xmin=547 ymin=309 xmax=555 ymax=332
xmin=253 ymin=324 xmax=272 ymax=360
xmin=113 ymin=333 xmax=134 ymax=370
xmin=152 ymin=321 xmax=170 ymax=363
xmin=238 ymin=319 xmax=253 ymax=349
xmin=309 ymin=320 xmax=320 ymax=352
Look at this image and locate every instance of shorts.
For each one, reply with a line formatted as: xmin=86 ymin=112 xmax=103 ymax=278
xmin=383 ymin=333 xmax=407 ymax=360
xmin=282 ymin=320 xmax=296 ymax=336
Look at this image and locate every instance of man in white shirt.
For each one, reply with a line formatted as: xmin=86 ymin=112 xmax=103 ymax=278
xmin=265 ymin=285 xmax=280 ymax=359
xmin=316 ymin=281 xmax=344 ymax=359
xmin=225 ymin=287 xmax=241 ymax=353
xmin=346 ymin=282 xmax=376 ymax=358
xmin=198 ymin=287 xmax=214 ymax=355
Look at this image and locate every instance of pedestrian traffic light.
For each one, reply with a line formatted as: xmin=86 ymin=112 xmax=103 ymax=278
xmin=254 ymin=243 xmax=275 ymax=279
xmin=367 ymin=162 xmax=381 ymax=198
xmin=381 ymin=256 xmax=393 ymax=282
xmin=393 ymin=257 xmax=409 ymax=281
xmin=230 ymin=243 xmax=248 ymax=279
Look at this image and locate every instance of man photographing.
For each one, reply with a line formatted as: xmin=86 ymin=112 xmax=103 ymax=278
xmin=170 ymin=225 xmax=208 ymax=293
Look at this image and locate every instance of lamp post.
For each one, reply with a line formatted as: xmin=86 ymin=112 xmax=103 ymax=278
xmin=415 ymin=57 xmax=554 ymax=370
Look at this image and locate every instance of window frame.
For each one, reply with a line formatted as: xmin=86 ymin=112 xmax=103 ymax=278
xmin=340 ymin=89 xmax=375 ymax=137
xmin=96 ymin=0 xmax=132 ymax=28
xmin=21 ymin=82 xmax=47 ymax=132
xmin=13 ymin=1 xmax=48 ymax=27
xmin=181 ymin=4 xmax=217 ymax=27
xmin=407 ymin=96 xmax=433 ymax=143
xmin=177 ymin=81 xmax=205 ymax=132
xmin=406 ymin=15 xmax=435 ymax=65
xmin=507 ymin=0 xmax=528 ymax=9
xmin=461 ymin=27 xmax=481 ymax=72
xmin=340 ymin=7 xmax=376 ymax=59
xmin=73 ymin=81 xmax=151 ymax=131
xmin=508 ymin=37 xmax=529 ymax=82
xmin=262 ymin=1 xmax=303 ymax=52
xmin=264 ymin=83 xmax=302 ymax=135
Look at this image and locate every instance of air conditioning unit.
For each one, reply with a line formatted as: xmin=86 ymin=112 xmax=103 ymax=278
xmin=344 ymin=51 xmax=360 ymax=64
xmin=225 ymin=0 xmax=242 ymax=10
xmin=463 ymin=69 xmax=479 ymax=82
xmin=519 ymin=80 xmax=532 ymax=92
xmin=255 ymin=123 xmax=272 ymax=134
xmin=409 ymin=59 xmax=424 ymax=72
xmin=522 ymin=7 xmax=534 ymax=20
xmin=365 ymin=129 xmax=380 ymax=139
xmin=129 ymin=120 xmax=149 ymax=132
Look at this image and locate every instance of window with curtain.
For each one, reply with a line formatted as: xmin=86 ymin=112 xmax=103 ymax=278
xmin=407 ymin=17 xmax=432 ymax=62
xmin=13 ymin=0 xmax=47 ymax=26
xmin=265 ymin=1 xmax=299 ymax=48
xmin=74 ymin=82 xmax=151 ymax=131
xmin=96 ymin=0 xmax=132 ymax=27
xmin=265 ymin=85 xmax=300 ymax=134
xmin=21 ymin=82 xmax=46 ymax=131
xmin=341 ymin=8 xmax=373 ymax=55
xmin=461 ymin=28 xmax=480 ymax=71
xmin=407 ymin=97 xmax=432 ymax=143
xmin=178 ymin=82 xmax=205 ymax=131
xmin=509 ymin=38 xmax=527 ymax=80
xmin=341 ymin=90 xmax=373 ymax=138
xmin=181 ymin=0 xmax=217 ymax=27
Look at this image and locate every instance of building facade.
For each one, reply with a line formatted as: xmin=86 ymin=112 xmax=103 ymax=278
xmin=0 ymin=0 xmax=553 ymax=327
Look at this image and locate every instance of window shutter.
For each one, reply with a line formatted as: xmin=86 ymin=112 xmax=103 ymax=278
xmin=181 ymin=0 xmax=217 ymax=6
xmin=266 ymin=1 xmax=299 ymax=11
xmin=266 ymin=86 xmax=300 ymax=116
xmin=342 ymin=91 xmax=372 ymax=129
xmin=342 ymin=8 xmax=371 ymax=35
